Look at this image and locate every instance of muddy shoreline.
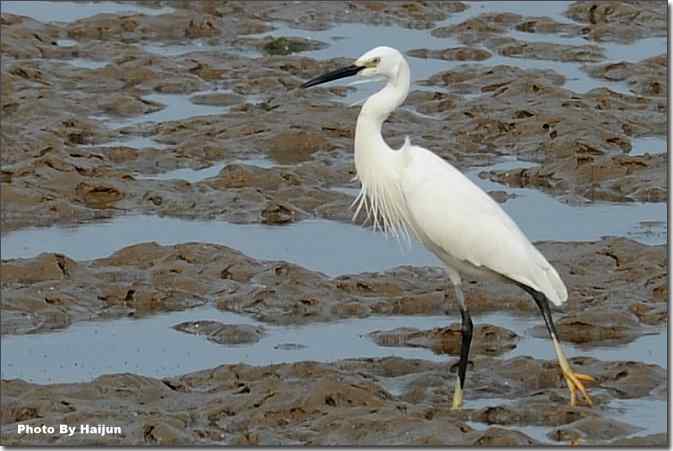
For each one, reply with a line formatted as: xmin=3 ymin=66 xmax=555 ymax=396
xmin=1 ymin=237 xmax=666 ymax=335
xmin=1 ymin=1 xmax=667 ymax=232
xmin=0 ymin=0 xmax=668 ymax=446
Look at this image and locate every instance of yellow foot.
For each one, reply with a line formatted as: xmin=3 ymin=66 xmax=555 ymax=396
xmin=451 ymin=378 xmax=463 ymax=410
xmin=552 ymin=337 xmax=595 ymax=407
xmin=560 ymin=363 xmax=595 ymax=407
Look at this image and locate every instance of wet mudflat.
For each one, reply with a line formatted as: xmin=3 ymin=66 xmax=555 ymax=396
xmin=0 ymin=0 xmax=667 ymax=446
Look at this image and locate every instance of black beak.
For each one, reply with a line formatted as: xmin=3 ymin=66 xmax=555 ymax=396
xmin=301 ymin=64 xmax=365 ymax=89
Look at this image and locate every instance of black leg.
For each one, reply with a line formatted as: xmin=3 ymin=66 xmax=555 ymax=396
xmin=519 ymin=283 xmax=559 ymax=340
xmin=457 ymin=305 xmax=474 ymax=391
xmin=450 ymin=281 xmax=473 ymax=409
xmin=516 ymin=282 xmax=595 ymax=406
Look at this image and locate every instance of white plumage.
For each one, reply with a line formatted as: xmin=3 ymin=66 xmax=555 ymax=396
xmin=399 ymin=143 xmax=568 ymax=306
xmin=302 ymin=45 xmax=593 ymax=409
xmin=347 ymin=47 xmax=566 ymax=306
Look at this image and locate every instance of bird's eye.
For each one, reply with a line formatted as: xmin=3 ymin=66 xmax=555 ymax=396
xmin=371 ymin=57 xmax=381 ymax=64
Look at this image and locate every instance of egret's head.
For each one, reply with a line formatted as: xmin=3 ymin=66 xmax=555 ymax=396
xmin=354 ymin=46 xmax=404 ymax=79
xmin=301 ymin=46 xmax=405 ymax=89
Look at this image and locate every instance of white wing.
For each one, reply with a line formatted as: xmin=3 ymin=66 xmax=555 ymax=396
xmin=400 ymin=145 xmax=567 ymax=305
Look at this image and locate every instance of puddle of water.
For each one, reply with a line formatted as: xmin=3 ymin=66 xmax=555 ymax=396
xmin=481 ymin=10 xmax=665 ymax=96
xmin=41 ymin=57 xmax=109 ymax=70
xmin=1 ymin=150 xmax=665 ymax=264
xmin=82 ymin=135 xmax=169 ymax=150
xmin=330 ymin=186 xmax=361 ymax=196
xmin=55 ymin=38 xmax=77 ymax=47
xmin=227 ymin=158 xmax=277 ymax=168
xmin=260 ymin=1 xmax=661 ymax=98
xmin=465 ymin=398 xmax=667 ymax=444
xmin=440 ymin=0 xmax=662 ymax=61
xmin=454 ymin=1 xmax=574 ymax=22
xmin=465 ymin=395 xmax=667 ymax=444
xmin=265 ymin=24 xmax=628 ymax=99
xmin=141 ymin=40 xmax=215 ymax=57
xmin=485 ymin=53 xmax=630 ymax=94
xmin=0 ymin=307 xmax=445 ymax=384
xmin=135 ymin=165 xmax=226 ymax=182
xmin=254 ymin=21 xmax=461 ymax=101
xmin=627 ymin=220 xmax=667 ymax=244
xmin=141 ymin=40 xmax=261 ymax=58
xmin=0 ymin=216 xmax=442 ymax=274
xmin=464 ymin=421 xmax=555 ymax=445
xmin=608 ymin=398 xmax=668 ymax=440
xmin=464 ymin=159 xmax=667 ymax=245
xmin=0 ymin=1 xmax=175 ymax=23
xmin=477 ymin=158 xmax=540 ymax=172
xmin=1 ymin=180 xmax=666 ymax=274
xmin=106 ymin=92 xmax=231 ymax=128
xmin=601 ymin=37 xmax=667 ymax=63
xmin=64 ymin=58 xmax=109 ymax=69
xmin=135 ymin=158 xmax=276 ymax=181
xmin=1 ymin=305 xmax=666 ymax=385
xmin=400 ymin=105 xmax=447 ymax=120
xmin=479 ymin=311 xmax=667 ymax=368
xmin=263 ymin=21 xmax=459 ymax=71
xmin=482 ymin=35 xmax=665 ymax=94
xmin=629 ymin=136 xmax=667 ymax=156
xmin=508 ymin=29 xmax=592 ymax=46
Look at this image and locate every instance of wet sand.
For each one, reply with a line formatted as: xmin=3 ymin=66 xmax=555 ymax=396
xmin=0 ymin=0 xmax=668 ymax=446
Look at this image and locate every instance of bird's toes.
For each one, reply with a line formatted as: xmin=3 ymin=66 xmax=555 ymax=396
xmin=574 ymin=373 xmax=596 ymax=383
xmin=564 ymin=372 xmax=593 ymax=407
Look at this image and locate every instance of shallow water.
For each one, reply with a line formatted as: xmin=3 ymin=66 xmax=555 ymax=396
xmin=0 ymin=216 xmax=442 ymax=274
xmin=55 ymin=39 xmax=77 ymax=48
xmin=492 ymin=313 xmax=666 ymax=368
xmin=485 ymin=34 xmax=666 ymax=94
xmin=106 ymin=92 xmax=232 ymax=128
xmin=608 ymin=398 xmax=668 ymax=439
xmin=141 ymin=40 xmax=217 ymax=57
xmin=466 ymin=397 xmax=666 ymax=444
xmin=0 ymin=305 xmax=665 ymax=385
xmin=451 ymin=1 xmax=574 ymax=20
xmin=83 ymin=135 xmax=168 ymax=150
xmin=16 ymin=153 xmax=657 ymax=255
xmin=465 ymin=160 xmax=667 ymax=245
xmin=64 ymin=58 xmax=109 ymax=70
xmin=41 ymin=57 xmax=109 ymax=70
xmin=134 ymin=158 xmax=277 ymax=181
xmin=0 ymin=0 xmax=175 ymax=23
xmin=601 ymin=37 xmax=667 ymax=63
xmin=141 ymin=40 xmax=261 ymax=58
xmin=465 ymin=395 xmax=668 ymax=444
xmin=629 ymin=136 xmax=667 ymax=156
xmin=1 ymin=177 xmax=665 ymax=268
xmin=256 ymin=21 xmax=458 ymax=96
xmin=501 ymin=33 xmax=666 ymax=65
xmin=627 ymin=220 xmax=667 ymax=244
xmin=0 ymin=301 xmax=665 ymax=442
xmin=508 ymin=29 xmax=593 ymax=46
xmin=257 ymin=1 xmax=665 ymax=98
xmin=330 ymin=186 xmax=361 ymax=196
xmin=464 ymin=421 xmax=556 ymax=445
xmin=486 ymin=53 xmax=629 ymax=94
xmin=1 ymin=178 xmax=665 ymax=267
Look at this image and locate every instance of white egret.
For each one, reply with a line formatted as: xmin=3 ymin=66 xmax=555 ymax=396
xmin=302 ymin=47 xmax=594 ymax=409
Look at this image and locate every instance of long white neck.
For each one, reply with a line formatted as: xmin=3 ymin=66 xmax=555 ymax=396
xmin=352 ymin=58 xmax=414 ymax=241
xmin=355 ymin=59 xmax=411 ymax=143
xmin=354 ymin=58 xmax=410 ymax=174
